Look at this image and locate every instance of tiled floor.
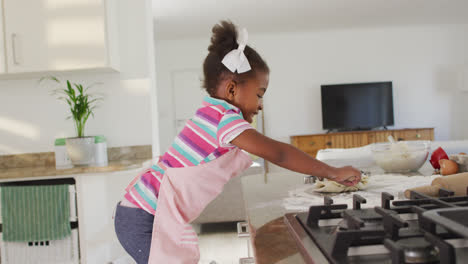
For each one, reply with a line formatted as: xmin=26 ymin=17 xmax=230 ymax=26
xmin=198 ymin=222 xmax=251 ymax=264
xmin=112 ymin=222 xmax=251 ymax=264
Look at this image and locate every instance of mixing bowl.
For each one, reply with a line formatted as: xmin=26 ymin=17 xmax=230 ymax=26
xmin=371 ymin=140 xmax=431 ymax=173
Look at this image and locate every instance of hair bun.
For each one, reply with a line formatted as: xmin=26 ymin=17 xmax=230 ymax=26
xmin=208 ymin=21 xmax=238 ymax=57
xmin=202 ymin=20 xmax=269 ymax=96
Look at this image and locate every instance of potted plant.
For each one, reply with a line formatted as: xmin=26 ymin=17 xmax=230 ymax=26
xmin=40 ymin=76 xmax=103 ymax=165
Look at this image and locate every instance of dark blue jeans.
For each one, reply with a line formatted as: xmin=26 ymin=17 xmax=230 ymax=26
xmin=114 ymin=202 xmax=154 ymax=264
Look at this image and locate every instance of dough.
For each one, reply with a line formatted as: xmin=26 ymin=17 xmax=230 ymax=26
xmin=313 ymin=175 xmax=369 ymax=193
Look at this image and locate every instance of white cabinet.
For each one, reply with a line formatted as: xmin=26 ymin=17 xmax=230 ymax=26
xmin=0 ymin=167 xmax=140 ymax=264
xmin=0 ymin=1 xmax=6 ymax=74
xmin=75 ymin=168 xmax=141 ymax=263
xmin=1 ymin=0 xmax=119 ymax=74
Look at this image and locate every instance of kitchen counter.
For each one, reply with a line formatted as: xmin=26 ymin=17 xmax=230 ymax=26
xmin=240 ymin=164 xmax=437 ymax=264
xmin=0 ymin=146 xmax=152 ymax=264
xmin=241 ymin=171 xmax=308 ymax=263
xmin=0 ymin=145 xmax=152 ymax=180
xmin=0 ymin=158 xmax=150 ymax=180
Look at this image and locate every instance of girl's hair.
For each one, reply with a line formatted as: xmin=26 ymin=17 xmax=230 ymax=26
xmin=202 ymin=20 xmax=269 ymax=96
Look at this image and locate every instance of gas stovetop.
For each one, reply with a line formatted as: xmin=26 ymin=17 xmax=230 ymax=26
xmin=284 ymin=188 xmax=468 ymax=264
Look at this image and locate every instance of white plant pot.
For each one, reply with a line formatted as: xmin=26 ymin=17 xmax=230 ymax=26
xmin=65 ymin=137 xmax=95 ymax=166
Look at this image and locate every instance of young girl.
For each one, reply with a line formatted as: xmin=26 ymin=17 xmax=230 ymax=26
xmin=114 ymin=20 xmax=361 ymax=264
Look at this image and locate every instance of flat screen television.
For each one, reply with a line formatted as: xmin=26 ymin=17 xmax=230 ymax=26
xmin=321 ymin=81 xmax=394 ymax=131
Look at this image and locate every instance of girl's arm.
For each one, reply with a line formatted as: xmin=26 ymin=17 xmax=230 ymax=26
xmin=231 ymin=129 xmax=361 ymax=186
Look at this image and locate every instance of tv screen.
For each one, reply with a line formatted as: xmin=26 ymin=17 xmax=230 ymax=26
xmin=321 ymin=82 xmax=394 ymax=131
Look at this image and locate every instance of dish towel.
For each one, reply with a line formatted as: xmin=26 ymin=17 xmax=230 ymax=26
xmin=0 ymin=184 xmax=71 ymax=242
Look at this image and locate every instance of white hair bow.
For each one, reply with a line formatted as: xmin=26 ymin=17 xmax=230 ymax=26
xmin=221 ymin=28 xmax=251 ymax=73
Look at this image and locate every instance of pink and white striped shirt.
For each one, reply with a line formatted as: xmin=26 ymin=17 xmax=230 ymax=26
xmin=124 ymin=96 xmax=254 ymax=214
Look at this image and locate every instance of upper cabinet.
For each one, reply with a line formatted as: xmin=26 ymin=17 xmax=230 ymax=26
xmin=1 ymin=0 xmax=119 ymax=75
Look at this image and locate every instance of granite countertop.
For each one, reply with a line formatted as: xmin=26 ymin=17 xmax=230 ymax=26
xmin=240 ymin=164 xmax=437 ymax=264
xmin=241 ymin=171 xmax=308 ymax=264
xmin=0 ymin=145 xmax=153 ymax=180
xmin=0 ymin=158 xmax=151 ymax=180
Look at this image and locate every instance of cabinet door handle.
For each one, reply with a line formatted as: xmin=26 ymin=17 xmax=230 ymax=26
xmin=326 ymin=141 xmax=332 ymax=146
xmin=237 ymin=221 xmax=250 ymax=238
xmin=12 ymin=33 xmax=20 ymax=65
xmin=309 ymin=141 xmax=315 ymax=146
xmin=239 ymin=258 xmax=255 ymax=264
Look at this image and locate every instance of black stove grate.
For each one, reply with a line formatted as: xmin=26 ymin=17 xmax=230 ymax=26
xmin=286 ymin=188 xmax=468 ymax=264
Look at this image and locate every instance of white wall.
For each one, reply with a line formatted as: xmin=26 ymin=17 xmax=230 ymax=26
xmin=0 ymin=0 xmax=157 ymax=155
xmin=155 ymin=24 xmax=468 ymax=154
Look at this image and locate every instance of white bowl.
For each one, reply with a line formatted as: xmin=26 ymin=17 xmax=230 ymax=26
xmin=371 ymin=141 xmax=431 ymax=173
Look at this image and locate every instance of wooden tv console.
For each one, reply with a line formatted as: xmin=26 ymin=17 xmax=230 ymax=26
xmin=290 ymin=128 xmax=434 ymax=158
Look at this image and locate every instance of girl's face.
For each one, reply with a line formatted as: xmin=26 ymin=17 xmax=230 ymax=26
xmin=230 ymin=72 xmax=269 ymax=123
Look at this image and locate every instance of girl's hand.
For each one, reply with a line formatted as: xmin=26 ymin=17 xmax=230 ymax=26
xmin=328 ymin=166 xmax=362 ymax=186
xmin=231 ymin=129 xmax=364 ymax=182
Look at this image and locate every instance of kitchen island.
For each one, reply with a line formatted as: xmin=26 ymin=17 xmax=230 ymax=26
xmin=240 ymin=164 xmax=437 ymax=264
xmin=241 ymin=171 xmax=308 ymax=263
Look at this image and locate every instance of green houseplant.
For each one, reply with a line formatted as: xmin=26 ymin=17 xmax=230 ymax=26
xmin=40 ymin=76 xmax=103 ymax=165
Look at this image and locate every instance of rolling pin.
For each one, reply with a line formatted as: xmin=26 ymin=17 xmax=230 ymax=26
xmin=404 ymin=172 xmax=468 ymax=198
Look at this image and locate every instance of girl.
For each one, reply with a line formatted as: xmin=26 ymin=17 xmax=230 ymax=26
xmin=114 ymin=20 xmax=361 ymax=264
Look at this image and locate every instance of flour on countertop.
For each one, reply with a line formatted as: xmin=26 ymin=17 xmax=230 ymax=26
xmin=313 ymin=175 xmax=369 ymax=193
xmin=283 ymin=174 xmax=440 ymax=211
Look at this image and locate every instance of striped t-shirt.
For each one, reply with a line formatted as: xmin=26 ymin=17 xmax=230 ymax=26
xmin=124 ymin=96 xmax=254 ymax=215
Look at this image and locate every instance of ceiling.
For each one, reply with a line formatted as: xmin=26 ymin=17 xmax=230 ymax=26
xmin=152 ymin=0 xmax=468 ymax=40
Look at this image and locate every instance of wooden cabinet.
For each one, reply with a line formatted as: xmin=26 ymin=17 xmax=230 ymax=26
xmin=393 ymin=129 xmax=434 ymax=141
xmin=291 ymin=134 xmax=327 ymax=157
xmin=291 ymin=128 xmax=434 ymax=157
xmin=370 ymin=130 xmax=395 ymax=143
xmin=0 ymin=0 xmax=119 ymax=74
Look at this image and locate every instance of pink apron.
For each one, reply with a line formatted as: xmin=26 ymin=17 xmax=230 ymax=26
xmin=148 ymin=147 xmax=253 ymax=263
